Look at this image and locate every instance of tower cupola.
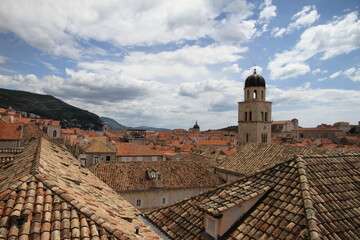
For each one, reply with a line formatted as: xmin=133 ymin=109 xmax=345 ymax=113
xmin=245 ymin=69 xmax=266 ymax=88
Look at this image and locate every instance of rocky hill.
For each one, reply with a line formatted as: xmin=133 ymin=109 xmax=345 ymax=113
xmin=0 ymin=88 xmax=103 ymax=130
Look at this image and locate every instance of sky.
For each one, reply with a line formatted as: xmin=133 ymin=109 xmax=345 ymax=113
xmin=0 ymin=0 xmax=359 ymax=130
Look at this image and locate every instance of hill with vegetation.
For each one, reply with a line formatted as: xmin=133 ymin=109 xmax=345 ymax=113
xmin=100 ymin=117 xmax=126 ymax=130
xmin=0 ymin=88 xmax=103 ymax=130
xmin=218 ymin=125 xmax=238 ymax=132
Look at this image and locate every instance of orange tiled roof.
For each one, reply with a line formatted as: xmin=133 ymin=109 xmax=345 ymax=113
xmin=116 ymin=142 xmax=163 ymax=156
xmin=293 ymin=127 xmax=342 ymax=131
xmin=218 ymin=143 xmax=355 ymax=176
xmin=61 ymin=128 xmax=76 ymax=134
xmin=104 ymin=131 xmax=120 ymax=138
xmin=0 ymin=138 xmax=160 ymax=239
xmin=196 ymin=139 xmax=230 ymax=146
xmin=13 ymin=117 xmax=34 ymax=124
xmin=35 ymin=119 xmax=61 ymax=127
xmin=0 ymin=122 xmax=23 ymax=140
xmin=89 ymin=161 xmax=223 ymax=192
xmin=1 ymin=115 xmax=12 ymax=123
xmin=83 ymin=139 xmax=116 ymax=153
xmin=146 ymin=153 xmax=360 ymax=239
xmin=172 ymin=129 xmax=187 ymax=132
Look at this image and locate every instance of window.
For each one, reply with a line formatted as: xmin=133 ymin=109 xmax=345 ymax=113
xmin=246 ymin=133 xmax=249 ymax=142
xmin=245 ymin=112 xmax=248 ymax=121
xmin=53 ymin=130 xmax=57 ymax=138
xmin=247 ymin=90 xmax=249 ymax=99
xmin=261 ymin=111 xmax=264 ymax=121
xmin=253 ymin=90 xmax=257 ymax=99
xmin=249 ymin=111 xmax=252 ymax=121
xmin=161 ymin=197 xmax=167 ymax=205
xmin=261 ymin=90 xmax=264 ymax=99
xmin=93 ymin=156 xmax=99 ymax=164
xmin=136 ymin=199 xmax=142 ymax=207
xmin=262 ymin=134 xmax=268 ymax=143
xmin=106 ymin=156 xmax=111 ymax=162
xmin=265 ymin=112 xmax=268 ymax=122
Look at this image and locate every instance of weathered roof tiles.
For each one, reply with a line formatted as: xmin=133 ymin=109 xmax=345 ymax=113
xmin=145 ymin=152 xmax=360 ymax=240
xmin=0 ymin=138 xmax=161 ymax=239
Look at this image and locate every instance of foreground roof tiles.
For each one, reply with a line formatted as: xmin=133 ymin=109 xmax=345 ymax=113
xmin=89 ymin=161 xmax=224 ymax=192
xmin=219 ymin=143 xmax=354 ymax=176
xmin=0 ymin=138 xmax=160 ymax=239
xmin=145 ymin=152 xmax=360 ymax=240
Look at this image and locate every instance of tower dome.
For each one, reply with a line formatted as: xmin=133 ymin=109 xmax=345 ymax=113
xmin=193 ymin=121 xmax=199 ymax=129
xmin=245 ymin=69 xmax=265 ymax=88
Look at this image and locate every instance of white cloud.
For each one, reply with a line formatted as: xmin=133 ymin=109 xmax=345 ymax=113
xmin=0 ymin=0 xmax=258 ymax=58
xmin=259 ymin=0 xmax=277 ymax=22
xmin=327 ymin=67 xmax=360 ymax=82
xmin=272 ymin=5 xmax=320 ymax=38
xmin=41 ymin=61 xmax=59 ymax=73
xmin=212 ymin=17 xmax=257 ymax=43
xmin=78 ymin=44 xmax=247 ymax=81
xmin=330 ymin=71 xmax=341 ymax=79
xmin=221 ymin=64 xmax=241 ymax=74
xmin=241 ymin=66 xmax=264 ymax=80
xmin=268 ymin=11 xmax=360 ymax=80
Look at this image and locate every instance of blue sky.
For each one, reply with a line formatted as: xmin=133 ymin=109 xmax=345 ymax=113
xmin=0 ymin=0 xmax=359 ymax=129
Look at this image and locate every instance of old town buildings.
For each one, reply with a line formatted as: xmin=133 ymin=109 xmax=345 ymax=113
xmin=0 ymin=76 xmax=359 ymax=240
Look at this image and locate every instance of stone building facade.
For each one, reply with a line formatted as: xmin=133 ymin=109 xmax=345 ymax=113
xmin=238 ymin=69 xmax=272 ymax=144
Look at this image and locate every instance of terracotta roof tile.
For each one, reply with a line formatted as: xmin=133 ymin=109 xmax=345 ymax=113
xmin=196 ymin=139 xmax=230 ymax=146
xmin=218 ymin=143 xmax=354 ymax=176
xmin=0 ymin=122 xmax=23 ymax=140
xmin=0 ymin=138 xmax=161 ymax=239
xmin=83 ymin=139 xmax=116 ymax=153
xmin=116 ymin=142 xmax=163 ymax=156
xmin=145 ymin=152 xmax=360 ymax=240
xmin=89 ymin=161 xmax=223 ymax=192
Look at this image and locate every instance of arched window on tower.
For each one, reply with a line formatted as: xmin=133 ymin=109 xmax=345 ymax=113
xmin=261 ymin=112 xmax=264 ymax=122
xmin=246 ymin=133 xmax=249 ymax=142
xmin=249 ymin=111 xmax=252 ymax=121
xmin=265 ymin=112 xmax=268 ymax=122
xmin=253 ymin=90 xmax=257 ymax=99
xmin=247 ymin=90 xmax=249 ymax=100
xmin=245 ymin=112 xmax=248 ymax=121
xmin=261 ymin=90 xmax=264 ymax=99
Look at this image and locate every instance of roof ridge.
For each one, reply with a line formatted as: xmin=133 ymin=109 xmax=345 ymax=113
xmin=295 ymin=155 xmax=321 ymax=240
xmin=30 ymin=138 xmax=42 ymax=175
xmin=32 ymin=172 xmax=129 ymax=240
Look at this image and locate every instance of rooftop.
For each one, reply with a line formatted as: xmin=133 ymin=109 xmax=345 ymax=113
xmin=89 ymin=161 xmax=224 ymax=192
xmin=0 ymin=138 xmax=160 ymax=239
xmin=218 ymin=143 xmax=354 ymax=176
xmin=146 ymin=153 xmax=360 ymax=239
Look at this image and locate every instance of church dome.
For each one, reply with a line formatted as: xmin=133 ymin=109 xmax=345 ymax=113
xmin=245 ymin=69 xmax=265 ymax=88
xmin=193 ymin=121 xmax=199 ymax=129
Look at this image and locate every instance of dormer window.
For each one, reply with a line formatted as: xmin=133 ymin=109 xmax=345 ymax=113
xmin=202 ymin=186 xmax=271 ymax=239
xmin=147 ymin=169 xmax=157 ymax=179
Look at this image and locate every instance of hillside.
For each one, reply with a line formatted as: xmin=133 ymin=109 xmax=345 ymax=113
xmin=218 ymin=125 xmax=238 ymax=132
xmin=100 ymin=117 xmax=126 ymax=129
xmin=0 ymin=88 xmax=103 ymax=130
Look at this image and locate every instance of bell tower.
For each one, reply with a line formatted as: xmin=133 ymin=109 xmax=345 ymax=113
xmin=238 ymin=69 xmax=272 ymax=144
